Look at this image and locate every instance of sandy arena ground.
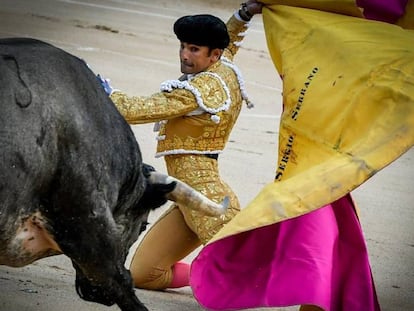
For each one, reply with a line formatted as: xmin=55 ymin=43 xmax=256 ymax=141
xmin=0 ymin=1 xmax=413 ymax=310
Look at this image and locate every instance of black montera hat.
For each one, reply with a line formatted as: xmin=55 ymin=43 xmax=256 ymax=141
xmin=173 ymin=14 xmax=230 ymax=49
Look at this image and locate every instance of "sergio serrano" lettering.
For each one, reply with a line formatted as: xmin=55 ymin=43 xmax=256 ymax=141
xmin=291 ymin=67 xmax=319 ymax=121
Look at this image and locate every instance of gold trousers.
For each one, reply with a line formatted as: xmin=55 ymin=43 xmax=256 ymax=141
xmin=129 ymin=154 xmax=240 ymax=290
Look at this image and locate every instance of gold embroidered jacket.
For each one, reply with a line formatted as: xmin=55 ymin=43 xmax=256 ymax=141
xmin=110 ymin=14 xmax=252 ymax=158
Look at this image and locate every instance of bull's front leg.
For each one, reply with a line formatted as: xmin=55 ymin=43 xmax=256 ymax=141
xmin=53 ymin=217 xmax=147 ymax=311
xmin=73 ymin=261 xmax=147 ymax=311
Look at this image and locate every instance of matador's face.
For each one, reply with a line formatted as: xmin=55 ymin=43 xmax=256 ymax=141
xmin=179 ymin=42 xmax=221 ymax=74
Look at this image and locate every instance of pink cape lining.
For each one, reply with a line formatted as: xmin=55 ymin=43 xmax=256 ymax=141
xmin=357 ymin=0 xmax=408 ymax=23
xmin=190 ymin=195 xmax=380 ymax=311
xmin=190 ymin=1 xmax=410 ymax=309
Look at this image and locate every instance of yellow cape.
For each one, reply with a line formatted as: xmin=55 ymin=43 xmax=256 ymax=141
xmin=210 ymin=1 xmax=414 ymax=243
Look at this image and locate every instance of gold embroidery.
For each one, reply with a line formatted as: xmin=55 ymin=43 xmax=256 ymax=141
xmin=155 ymin=62 xmax=243 ymax=156
xmin=165 ymin=154 xmax=240 ymax=244
xmin=110 ymin=90 xmax=198 ymax=124
xmin=189 ymin=70 xmax=229 ymax=111
xmin=110 ymin=15 xmax=249 ymax=157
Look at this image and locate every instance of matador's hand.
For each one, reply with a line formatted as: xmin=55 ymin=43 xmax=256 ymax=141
xmin=238 ymin=0 xmax=263 ymax=21
xmin=244 ymin=0 xmax=263 ymax=16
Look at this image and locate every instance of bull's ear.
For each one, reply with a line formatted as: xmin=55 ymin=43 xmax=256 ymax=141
xmin=142 ymin=163 xmax=156 ymax=178
xmin=138 ymin=220 xmax=150 ymax=234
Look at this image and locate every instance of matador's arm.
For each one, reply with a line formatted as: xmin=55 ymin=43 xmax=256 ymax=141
xmin=223 ymin=11 xmax=253 ymax=61
xmin=110 ymin=88 xmax=198 ymax=124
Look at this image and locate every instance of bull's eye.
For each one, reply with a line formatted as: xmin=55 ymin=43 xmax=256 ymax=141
xmin=139 ymin=221 xmax=149 ymax=234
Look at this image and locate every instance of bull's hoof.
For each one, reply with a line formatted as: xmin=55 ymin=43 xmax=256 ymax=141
xmin=75 ymin=281 xmax=116 ymax=306
xmin=131 ymin=305 xmax=148 ymax=311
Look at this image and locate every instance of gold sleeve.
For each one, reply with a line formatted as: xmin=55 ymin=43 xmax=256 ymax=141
xmin=223 ymin=14 xmax=250 ymax=61
xmin=110 ymin=89 xmax=199 ymax=124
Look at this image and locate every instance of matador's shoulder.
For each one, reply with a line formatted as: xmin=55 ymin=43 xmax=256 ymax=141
xmin=187 ymin=71 xmax=231 ymax=112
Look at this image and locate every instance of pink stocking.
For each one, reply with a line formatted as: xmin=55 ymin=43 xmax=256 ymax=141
xmin=169 ymin=261 xmax=190 ymax=288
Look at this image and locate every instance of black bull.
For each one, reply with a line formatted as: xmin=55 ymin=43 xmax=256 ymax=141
xmin=0 ymin=38 xmax=226 ymax=311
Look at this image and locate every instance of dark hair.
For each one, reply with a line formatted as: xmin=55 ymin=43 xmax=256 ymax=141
xmin=173 ymin=14 xmax=230 ymax=49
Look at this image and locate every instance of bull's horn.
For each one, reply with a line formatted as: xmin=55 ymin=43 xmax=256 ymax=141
xmin=148 ymin=171 xmax=229 ymax=217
